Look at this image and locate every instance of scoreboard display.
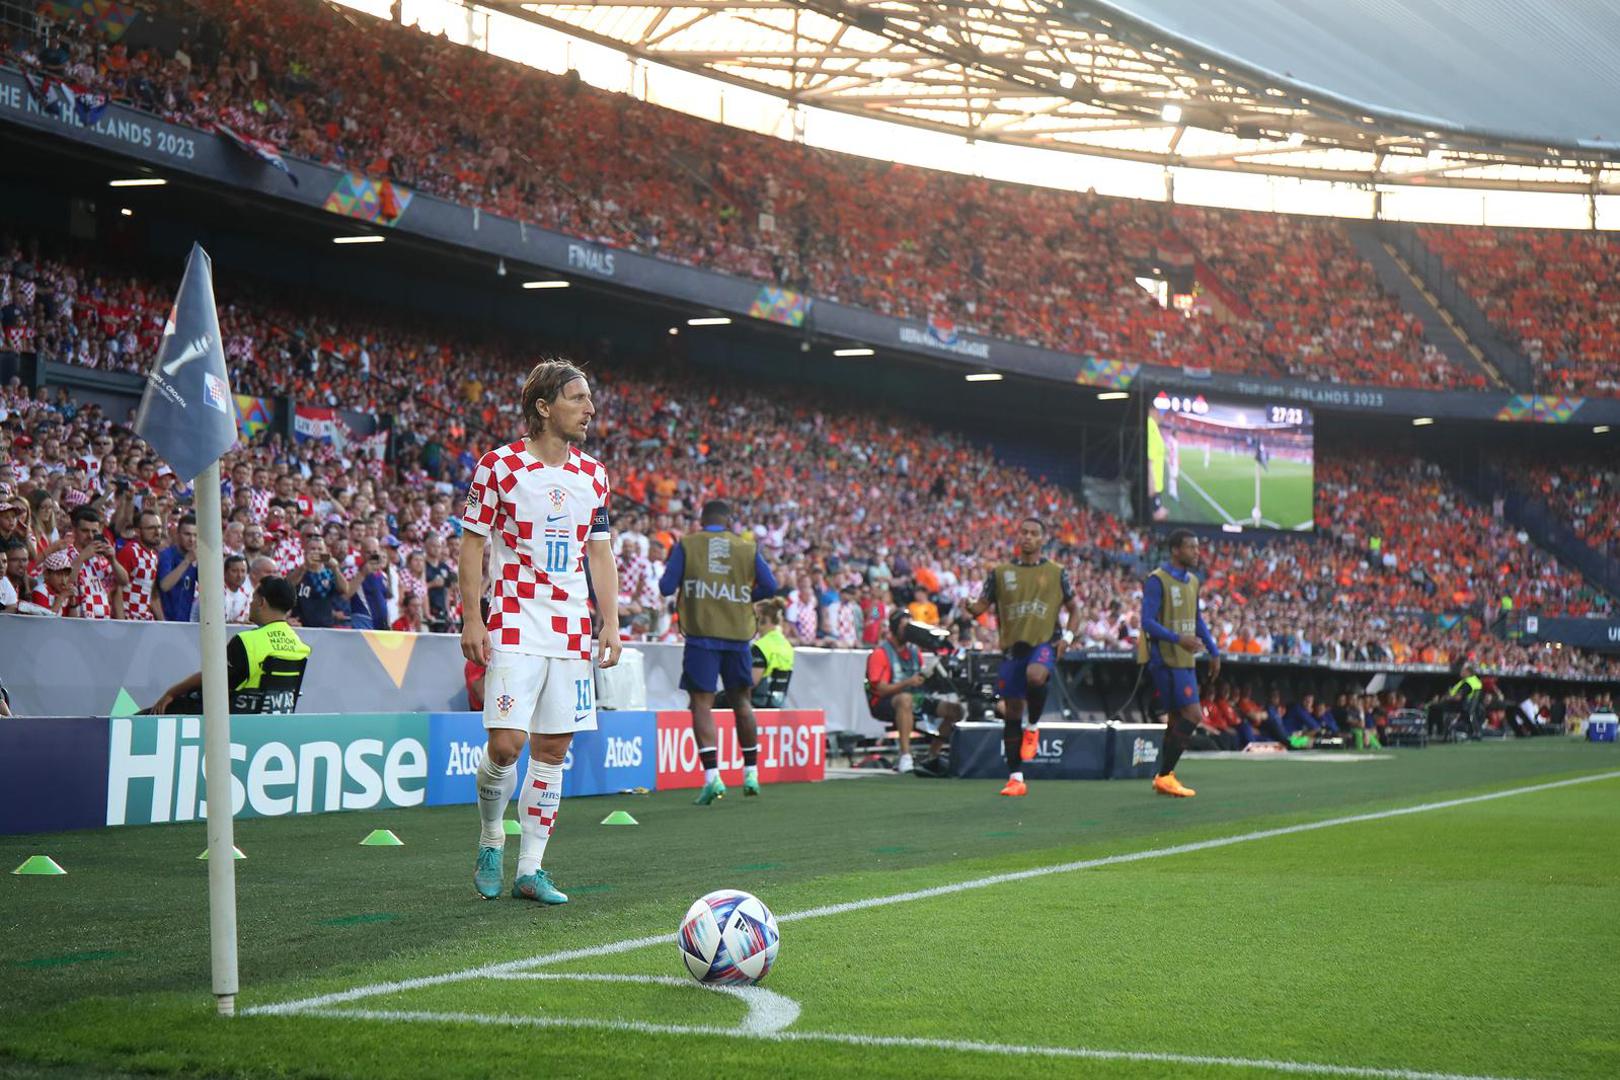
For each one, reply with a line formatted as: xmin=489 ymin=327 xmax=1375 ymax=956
xmin=1145 ymin=391 xmax=1315 ymax=531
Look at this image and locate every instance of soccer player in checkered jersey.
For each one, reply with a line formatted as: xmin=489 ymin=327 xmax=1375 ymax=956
xmin=460 ymin=360 xmax=620 ymax=905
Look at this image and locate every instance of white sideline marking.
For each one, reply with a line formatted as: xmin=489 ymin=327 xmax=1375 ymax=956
xmin=485 ymin=972 xmax=800 ymax=1036
xmin=1183 ymin=752 xmax=1392 ymax=763
xmin=1177 ymin=469 xmax=1239 ymax=526
xmin=246 ymin=768 xmax=1620 ymax=1023
xmin=298 ymin=1007 xmax=1525 ymax=1080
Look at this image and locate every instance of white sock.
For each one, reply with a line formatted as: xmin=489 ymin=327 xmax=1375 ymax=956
xmin=516 ymin=759 xmax=563 ymax=877
xmin=476 ymin=756 xmax=516 ymax=849
xmin=898 ymin=753 xmax=913 ymax=770
xmin=1009 ymin=770 xmax=1024 ymax=782
xmin=703 ymin=767 xmax=719 ymax=784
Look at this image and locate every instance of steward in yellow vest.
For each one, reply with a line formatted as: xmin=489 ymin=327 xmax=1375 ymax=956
xmin=657 ymin=500 xmax=780 ymax=803
xmin=150 ymin=576 xmax=311 ymax=715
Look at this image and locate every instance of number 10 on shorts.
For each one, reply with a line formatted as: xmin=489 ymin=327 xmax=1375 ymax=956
xmin=575 ymin=678 xmax=592 ymax=718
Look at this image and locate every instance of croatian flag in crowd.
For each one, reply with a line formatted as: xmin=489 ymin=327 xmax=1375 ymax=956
xmin=214 ymin=123 xmax=300 ymax=187
xmin=22 ymin=71 xmax=108 ymax=125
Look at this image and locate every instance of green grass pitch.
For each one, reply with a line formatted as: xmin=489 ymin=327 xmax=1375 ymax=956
xmin=4 ymin=741 xmax=1618 ymax=1080
xmin=1165 ymin=449 xmax=1314 ymax=531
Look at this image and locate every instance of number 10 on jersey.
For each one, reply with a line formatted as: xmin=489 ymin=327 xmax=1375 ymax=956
xmin=543 ymin=538 xmax=570 ymax=573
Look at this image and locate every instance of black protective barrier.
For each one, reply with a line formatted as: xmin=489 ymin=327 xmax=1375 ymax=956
xmin=948 ymin=722 xmax=1166 ymax=780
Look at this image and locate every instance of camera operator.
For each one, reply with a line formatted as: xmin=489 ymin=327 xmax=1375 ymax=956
xmin=865 ymin=610 xmax=962 ymax=777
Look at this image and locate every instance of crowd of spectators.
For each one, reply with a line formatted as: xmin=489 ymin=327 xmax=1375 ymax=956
xmin=1505 ymin=462 xmax=1620 ymax=561
xmin=2 ymin=219 xmax=1616 ymax=682
xmin=0 ymin=0 xmax=1531 ymax=393
xmin=1173 ymin=207 xmax=1484 ymax=389
xmin=1418 ymin=225 xmax=1620 ymax=396
xmin=1185 ymin=681 xmax=1615 ymax=750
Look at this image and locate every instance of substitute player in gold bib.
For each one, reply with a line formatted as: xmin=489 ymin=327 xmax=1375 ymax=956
xmin=659 ymin=499 xmax=780 ymax=805
xmin=1140 ymin=529 xmax=1220 ymax=797
xmin=965 ymin=518 xmax=1083 ymax=797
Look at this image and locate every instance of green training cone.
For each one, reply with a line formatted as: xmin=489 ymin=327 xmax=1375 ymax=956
xmin=197 ymin=846 xmax=246 ymax=861
xmin=359 ymin=829 xmax=404 ymax=847
xmin=600 ymin=811 xmax=639 ymax=826
xmin=12 ymin=855 xmax=66 ymax=876
xmin=503 ymin=818 xmax=522 ymax=836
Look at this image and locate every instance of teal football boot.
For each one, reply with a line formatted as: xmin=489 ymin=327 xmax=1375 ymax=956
xmin=474 ymin=845 xmax=503 ymax=900
xmin=693 ymin=777 xmax=727 ymax=805
xmin=743 ymin=773 xmax=761 ymax=797
xmin=512 ymin=868 xmax=568 ymax=904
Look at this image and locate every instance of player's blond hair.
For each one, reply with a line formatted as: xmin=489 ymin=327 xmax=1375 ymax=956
xmin=520 ymin=358 xmax=588 ymax=438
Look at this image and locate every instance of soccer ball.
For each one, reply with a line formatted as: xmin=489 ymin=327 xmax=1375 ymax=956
xmin=677 ymin=889 xmax=780 ymax=985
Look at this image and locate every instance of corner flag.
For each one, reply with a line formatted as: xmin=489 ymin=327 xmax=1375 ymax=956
xmin=135 ymin=243 xmax=241 ymax=1015
xmin=134 ymin=244 xmax=235 ymax=480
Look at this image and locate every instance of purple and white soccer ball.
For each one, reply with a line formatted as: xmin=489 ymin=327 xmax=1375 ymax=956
xmin=678 ymin=889 xmax=780 ymax=985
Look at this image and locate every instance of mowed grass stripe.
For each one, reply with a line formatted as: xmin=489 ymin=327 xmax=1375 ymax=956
xmin=246 ymin=768 xmax=1620 ymax=1017
xmin=301 ymin=1007 xmax=1527 ymax=1080
xmin=308 ymin=776 xmax=1620 ymax=1080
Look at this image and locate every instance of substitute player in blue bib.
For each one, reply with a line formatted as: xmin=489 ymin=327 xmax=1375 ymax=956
xmin=1140 ymin=529 xmax=1220 ymax=798
xmin=660 ymin=499 xmax=779 ymax=805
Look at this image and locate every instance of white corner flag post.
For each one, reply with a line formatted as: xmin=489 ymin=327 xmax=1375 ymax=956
xmin=195 ymin=457 xmax=236 ymax=1015
xmin=134 ymin=244 xmax=241 ymax=1016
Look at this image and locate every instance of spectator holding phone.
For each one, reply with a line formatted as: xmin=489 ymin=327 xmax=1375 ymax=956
xmin=287 ymin=535 xmax=358 ymax=628
xmin=157 ymin=514 xmax=200 ymax=622
xmin=66 ymin=505 xmax=126 ymax=619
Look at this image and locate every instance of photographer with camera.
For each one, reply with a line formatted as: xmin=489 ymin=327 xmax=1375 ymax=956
xmin=865 ymin=609 xmax=962 ymax=777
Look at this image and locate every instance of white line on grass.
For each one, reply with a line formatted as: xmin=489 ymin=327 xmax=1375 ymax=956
xmin=297 ymin=1007 xmax=1527 ymax=1080
xmin=484 ymin=972 xmax=800 ymax=1035
xmin=1175 ymin=468 xmax=1239 ymax=525
xmin=246 ymin=769 xmax=1620 ymax=1020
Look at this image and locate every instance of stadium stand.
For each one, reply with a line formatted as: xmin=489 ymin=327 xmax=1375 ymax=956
xmin=0 ymin=0 xmax=1550 ymax=393
xmin=1416 ymin=225 xmax=1620 ymax=396
xmin=1506 ymin=463 xmax=1620 ymax=562
xmin=1172 ymin=207 xmax=1484 ymax=389
xmin=1 ymin=229 xmax=1614 ymax=677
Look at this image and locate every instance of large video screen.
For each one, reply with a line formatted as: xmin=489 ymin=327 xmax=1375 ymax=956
xmin=1145 ymin=391 xmax=1314 ymax=531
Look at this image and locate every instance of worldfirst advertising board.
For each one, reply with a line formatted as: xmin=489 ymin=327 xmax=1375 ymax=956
xmin=655 ymin=710 xmax=826 ymax=789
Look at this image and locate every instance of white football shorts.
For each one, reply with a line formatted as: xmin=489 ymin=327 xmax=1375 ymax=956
xmin=482 ymin=653 xmax=598 ymax=735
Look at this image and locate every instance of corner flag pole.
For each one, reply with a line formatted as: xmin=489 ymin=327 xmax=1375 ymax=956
xmin=1253 ymin=460 xmax=1262 ymax=527
xmin=196 ymin=462 xmax=238 ymax=1014
xmin=132 ymin=243 xmax=241 ymax=1017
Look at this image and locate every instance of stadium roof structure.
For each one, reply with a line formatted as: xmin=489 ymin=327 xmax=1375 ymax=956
xmin=490 ymin=0 xmax=1620 ymax=194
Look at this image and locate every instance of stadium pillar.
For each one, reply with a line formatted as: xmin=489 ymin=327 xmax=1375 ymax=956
xmin=197 ymin=461 xmax=240 ymax=1016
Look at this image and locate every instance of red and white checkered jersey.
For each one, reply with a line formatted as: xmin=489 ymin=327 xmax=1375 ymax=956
xmin=272 ymin=533 xmax=304 ymax=576
xmin=117 ymin=541 xmax=160 ymax=621
xmin=461 ymin=441 xmax=610 ymax=659
xmin=65 ymin=544 xmax=116 ymax=620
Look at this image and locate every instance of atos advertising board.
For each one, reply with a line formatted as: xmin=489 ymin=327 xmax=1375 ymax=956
xmin=655 ymin=710 xmax=825 ymax=789
xmin=426 ymin=711 xmax=656 ymax=805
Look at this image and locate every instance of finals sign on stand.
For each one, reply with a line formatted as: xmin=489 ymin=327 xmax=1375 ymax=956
xmin=134 ymin=244 xmax=236 ymax=480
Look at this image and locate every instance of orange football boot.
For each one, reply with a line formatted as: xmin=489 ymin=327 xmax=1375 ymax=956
xmin=1152 ymin=773 xmax=1196 ymax=798
xmin=1020 ymin=727 xmax=1040 ymax=761
xmin=999 ymin=777 xmax=1028 ymax=797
